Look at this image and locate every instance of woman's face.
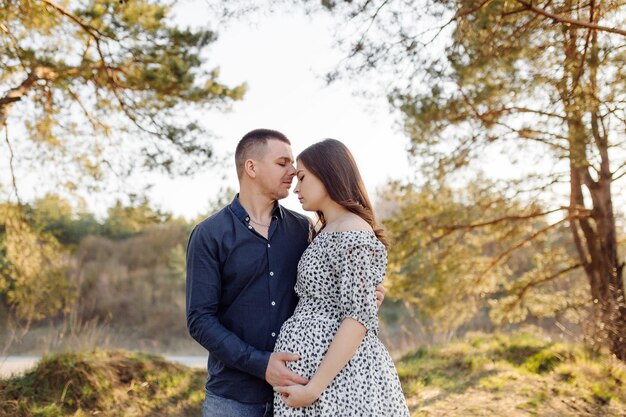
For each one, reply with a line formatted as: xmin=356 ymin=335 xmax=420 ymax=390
xmin=293 ymin=160 xmax=329 ymax=212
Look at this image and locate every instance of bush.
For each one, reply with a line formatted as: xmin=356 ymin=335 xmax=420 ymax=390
xmin=0 ymin=350 xmax=204 ymax=417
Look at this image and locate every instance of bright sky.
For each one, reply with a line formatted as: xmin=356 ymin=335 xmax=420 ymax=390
xmin=4 ymin=2 xmax=622 ymax=224
xmin=0 ymin=2 xmax=413 ymax=221
xmin=132 ymin=3 xmax=413 ymax=219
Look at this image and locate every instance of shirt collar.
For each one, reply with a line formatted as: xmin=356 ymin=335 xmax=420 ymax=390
xmin=230 ymin=194 xmax=284 ymax=222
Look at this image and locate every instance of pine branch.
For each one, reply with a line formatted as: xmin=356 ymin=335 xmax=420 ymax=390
xmin=3 ymin=121 xmax=21 ymax=205
xmin=514 ymin=0 xmax=626 ymax=37
xmin=441 ymin=207 xmax=569 ymax=231
xmin=504 ymin=261 xmax=585 ymax=313
xmin=41 ymin=0 xmax=136 ymax=127
xmin=0 ymin=67 xmax=58 ymax=126
xmin=612 ymin=161 xmax=626 ymax=181
xmin=427 ymin=207 xmax=571 ymax=246
xmin=474 ymin=212 xmax=590 ymax=283
xmin=41 ymin=0 xmax=105 ymax=40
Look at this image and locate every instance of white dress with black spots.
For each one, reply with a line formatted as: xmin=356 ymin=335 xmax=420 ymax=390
xmin=273 ymin=230 xmax=410 ymax=417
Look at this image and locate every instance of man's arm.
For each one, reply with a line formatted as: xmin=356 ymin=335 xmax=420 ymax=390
xmin=186 ymin=225 xmax=269 ymax=379
xmin=186 ymin=225 xmax=307 ymax=385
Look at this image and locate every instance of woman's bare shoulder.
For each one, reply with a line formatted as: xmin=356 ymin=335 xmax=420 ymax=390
xmin=335 ymin=213 xmax=372 ymax=232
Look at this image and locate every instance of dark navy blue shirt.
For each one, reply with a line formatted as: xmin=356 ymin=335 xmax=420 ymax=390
xmin=186 ymin=196 xmax=310 ymax=403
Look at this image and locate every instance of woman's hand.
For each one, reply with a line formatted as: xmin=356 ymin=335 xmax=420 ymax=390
xmin=375 ymin=283 xmax=386 ymax=309
xmin=274 ymin=383 xmax=320 ymax=408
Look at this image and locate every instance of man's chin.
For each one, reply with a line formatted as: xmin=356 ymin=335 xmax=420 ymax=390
xmin=273 ymin=190 xmax=290 ymax=200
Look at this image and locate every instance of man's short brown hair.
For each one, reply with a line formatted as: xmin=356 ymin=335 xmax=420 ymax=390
xmin=235 ymin=129 xmax=290 ymax=179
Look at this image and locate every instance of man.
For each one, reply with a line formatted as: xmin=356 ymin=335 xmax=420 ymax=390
xmin=186 ymin=129 xmax=383 ymax=417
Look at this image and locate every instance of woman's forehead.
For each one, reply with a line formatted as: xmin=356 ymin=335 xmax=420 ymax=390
xmin=295 ymin=160 xmax=310 ymax=171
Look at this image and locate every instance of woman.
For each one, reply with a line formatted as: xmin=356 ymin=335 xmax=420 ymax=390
xmin=273 ymin=139 xmax=410 ymax=416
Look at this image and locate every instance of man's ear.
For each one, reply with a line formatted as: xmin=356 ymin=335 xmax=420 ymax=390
xmin=244 ymin=159 xmax=257 ymax=179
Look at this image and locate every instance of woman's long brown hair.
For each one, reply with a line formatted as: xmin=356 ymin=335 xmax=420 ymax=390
xmin=297 ymin=139 xmax=388 ymax=248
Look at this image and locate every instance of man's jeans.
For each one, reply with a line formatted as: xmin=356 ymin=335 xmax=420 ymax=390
xmin=202 ymin=391 xmax=273 ymax=417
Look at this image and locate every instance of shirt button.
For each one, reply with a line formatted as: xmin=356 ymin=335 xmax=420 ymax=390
xmin=248 ymin=225 xmax=252 ymax=229
xmin=267 ymin=244 xmax=271 ymax=248
xmin=245 ymin=216 xmax=250 ymax=221
xmin=271 ymin=301 xmax=276 ymax=306
xmin=271 ymin=332 xmax=276 ymax=337
xmin=269 ymin=271 xmax=274 ymax=276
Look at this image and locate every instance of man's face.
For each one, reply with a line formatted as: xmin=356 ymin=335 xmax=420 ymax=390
xmin=255 ymin=139 xmax=296 ymax=200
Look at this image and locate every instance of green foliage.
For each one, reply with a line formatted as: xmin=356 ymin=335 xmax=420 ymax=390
xmin=396 ymin=330 xmax=626 ymax=416
xmin=523 ymin=343 xmax=576 ymax=374
xmin=31 ymin=195 xmax=101 ymax=247
xmin=0 ymin=350 xmax=205 ymax=417
xmin=101 ymin=198 xmax=172 ymax=240
xmin=555 ymin=356 xmax=626 ymax=407
xmin=0 ymin=196 xmax=191 ymax=341
xmin=1 ymin=332 xmax=624 ymax=416
xmin=316 ymin=0 xmax=626 ymax=358
xmin=1 ymin=0 xmax=246 ymax=186
xmin=0 ymin=204 xmax=75 ymax=327
xmin=380 ymin=177 xmax=585 ymax=331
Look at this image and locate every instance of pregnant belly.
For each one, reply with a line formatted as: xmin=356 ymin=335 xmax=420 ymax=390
xmin=274 ymin=315 xmax=340 ymax=378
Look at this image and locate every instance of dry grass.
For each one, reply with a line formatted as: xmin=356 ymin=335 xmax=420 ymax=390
xmin=398 ymin=331 xmax=626 ymax=417
xmin=0 ymin=350 xmax=205 ymax=417
xmin=2 ymin=331 xmax=625 ymax=416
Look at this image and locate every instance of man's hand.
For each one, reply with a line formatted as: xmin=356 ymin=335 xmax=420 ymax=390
xmin=265 ymin=352 xmax=309 ymax=387
xmin=375 ymin=283 xmax=386 ymax=309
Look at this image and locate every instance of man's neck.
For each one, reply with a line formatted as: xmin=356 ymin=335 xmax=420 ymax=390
xmin=238 ymin=189 xmax=276 ymax=222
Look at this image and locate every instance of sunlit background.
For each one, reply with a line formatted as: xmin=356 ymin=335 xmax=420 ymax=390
xmin=1 ymin=1 xmax=625 ymax=416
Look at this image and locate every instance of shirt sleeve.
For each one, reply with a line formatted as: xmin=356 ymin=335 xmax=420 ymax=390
xmin=185 ymin=225 xmax=271 ymax=380
xmin=336 ymin=237 xmax=386 ymax=334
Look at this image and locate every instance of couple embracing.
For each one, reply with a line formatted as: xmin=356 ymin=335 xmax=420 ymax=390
xmin=186 ymin=129 xmax=410 ymax=417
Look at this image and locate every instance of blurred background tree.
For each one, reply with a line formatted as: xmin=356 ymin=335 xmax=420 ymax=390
xmin=0 ymin=186 xmax=237 ymax=353
xmin=1 ymin=0 xmax=245 ymax=183
xmin=0 ymin=204 xmax=74 ymax=345
xmin=309 ymin=0 xmax=626 ymax=359
xmin=0 ymin=0 xmax=243 ymax=346
xmin=2 ymin=0 xmax=625 ymax=364
xmin=0 ymin=196 xmax=188 ymax=351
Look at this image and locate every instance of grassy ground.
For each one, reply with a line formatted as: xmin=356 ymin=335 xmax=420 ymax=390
xmin=0 ymin=350 xmax=205 ymax=417
xmin=398 ymin=331 xmax=626 ymax=416
xmin=1 ymin=331 xmax=625 ymax=416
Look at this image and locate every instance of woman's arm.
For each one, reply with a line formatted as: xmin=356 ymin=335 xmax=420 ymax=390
xmin=274 ymin=317 xmax=366 ymax=407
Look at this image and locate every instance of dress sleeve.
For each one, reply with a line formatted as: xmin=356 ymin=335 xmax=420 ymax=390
xmin=335 ymin=235 xmax=387 ymax=334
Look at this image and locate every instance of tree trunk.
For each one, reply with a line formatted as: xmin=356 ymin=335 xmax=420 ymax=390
xmin=589 ymin=180 xmax=626 ymax=359
xmin=564 ymin=22 xmax=626 ymax=360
